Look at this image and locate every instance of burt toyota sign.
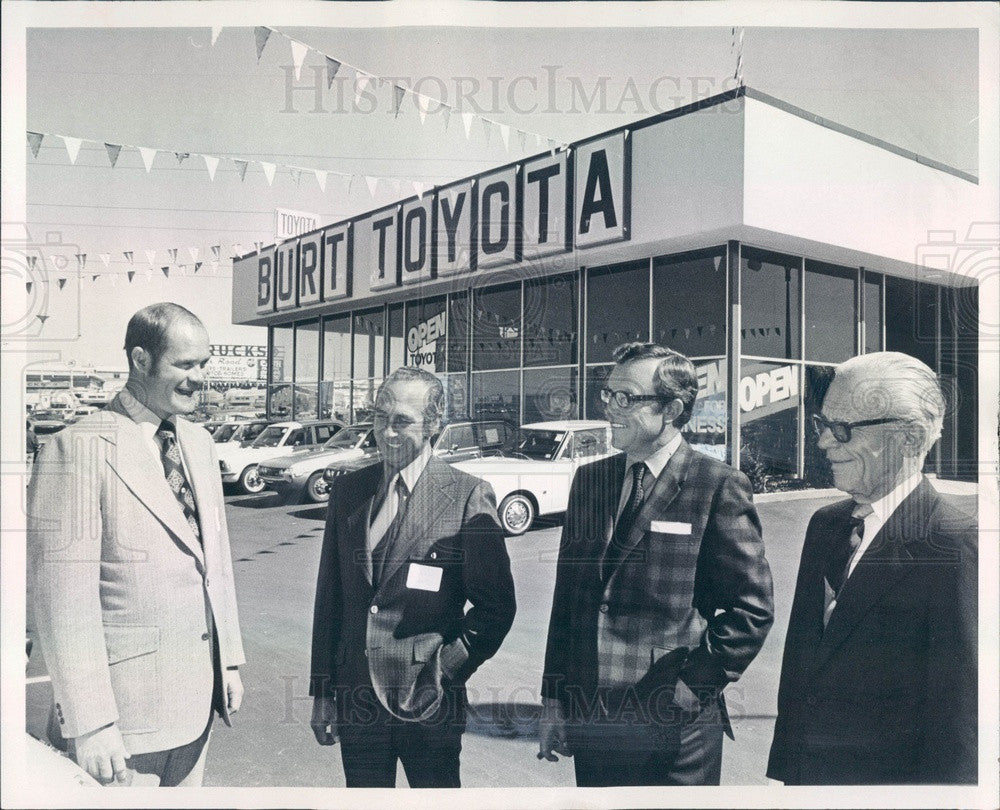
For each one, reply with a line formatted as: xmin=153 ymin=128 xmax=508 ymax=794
xmin=248 ymin=131 xmax=630 ymax=315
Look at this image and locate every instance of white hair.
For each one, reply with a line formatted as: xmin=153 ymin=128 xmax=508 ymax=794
xmin=833 ymin=351 xmax=945 ymax=454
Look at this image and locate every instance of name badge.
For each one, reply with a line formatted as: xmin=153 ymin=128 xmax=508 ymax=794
xmin=651 ymin=520 xmax=692 ymax=535
xmin=406 ymin=562 xmax=443 ymax=592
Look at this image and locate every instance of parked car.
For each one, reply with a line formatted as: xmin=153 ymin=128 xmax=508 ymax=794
xmin=28 ymin=409 xmax=67 ymax=441
xmin=212 ymin=419 xmax=270 ymax=445
xmin=65 ymin=405 xmax=99 ymax=424
xmin=320 ymin=418 xmax=517 ymax=502
xmin=258 ymin=423 xmax=379 ymax=503
xmin=452 ymin=420 xmax=619 ymax=536
xmin=217 ymin=419 xmax=344 ymax=494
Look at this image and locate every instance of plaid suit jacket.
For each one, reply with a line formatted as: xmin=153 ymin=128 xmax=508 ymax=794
xmin=542 ymin=440 xmax=773 ymax=720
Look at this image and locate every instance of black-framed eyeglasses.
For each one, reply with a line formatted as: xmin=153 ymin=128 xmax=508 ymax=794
xmin=599 ymin=387 xmax=664 ymax=410
xmin=811 ymin=413 xmax=904 ymax=443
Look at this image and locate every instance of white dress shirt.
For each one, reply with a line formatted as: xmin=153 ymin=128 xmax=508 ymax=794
xmin=368 ymin=443 xmax=433 ymax=553
xmin=118 ymin=387 xmax=191 ymax=477
xmin=617 ymin=432 xmax=683 ymax=519
xmin=846 ymin=471 xmax=923 ymax=578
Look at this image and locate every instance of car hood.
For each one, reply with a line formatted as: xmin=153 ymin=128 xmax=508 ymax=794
xmin=259 ymin=446 xmax=365 ymax=471
xmin=452 ymin=456 xmax=564 ymax=474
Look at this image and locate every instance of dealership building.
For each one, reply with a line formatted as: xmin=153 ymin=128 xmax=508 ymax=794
xmin=232 ymin=87 xmax=983 ymax=490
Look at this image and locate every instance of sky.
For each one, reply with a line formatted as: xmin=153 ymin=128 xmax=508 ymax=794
xmin=9 ymin=12 xmax=985 ymax=370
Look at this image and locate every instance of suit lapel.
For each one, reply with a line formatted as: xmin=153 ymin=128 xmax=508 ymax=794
xmin=812 ymin=479 xmax=934 ymax=671
xmin=102 ymin=402 xmax=205 ymax=564
xmin=378 ymin=456 xmax=456 ymax=590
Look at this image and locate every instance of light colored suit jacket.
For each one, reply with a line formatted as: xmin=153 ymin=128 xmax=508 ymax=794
xmin=311 ymin=456 xmax=516 ymax=722
xmin=28 ymin=394 xmax=245 ymax=755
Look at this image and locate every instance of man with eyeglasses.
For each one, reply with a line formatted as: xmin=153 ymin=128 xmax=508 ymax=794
xmin=309 ymin=366 xmax=516 ymax=787
xmin=538 ymin=342 xmax=774 ymax=786
xmin=768 ymin=351 xmax=977 ymax=785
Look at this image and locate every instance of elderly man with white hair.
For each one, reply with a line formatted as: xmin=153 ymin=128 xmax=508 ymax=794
xmin=767 ymin=351 xmax=977 ymax=785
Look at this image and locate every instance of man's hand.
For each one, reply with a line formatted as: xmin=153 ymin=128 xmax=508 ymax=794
xmin=72 ymin=723 xmax=130 ymax=786
xmin=310 ymin=696 xmax=338 ymax=746
xmin=537 ymin=697 xmax=572 ymax=762
xmin=224 ymin=667 xmax=244 ymax=716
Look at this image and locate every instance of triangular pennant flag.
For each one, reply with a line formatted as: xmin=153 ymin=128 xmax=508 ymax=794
xmin=261 ymin=161 xmax=276 ymax=185
xmin=289 ymin=167 xmax=302 ymax=185
xmin=76 ymin=254 xmax=87 ymax=270
xmin=175 ymin=152 xmax=189 ymax=164
xmin=548 ymin=139 xmax=557 ymax=157
xmin=99 ymin=253 xmax=110 ymax=268
xmin=462 ymin=113 xmax=475 ymax=138
xmin=38 ymin=314 xmax=49 ymax=325
xmin=413 ymin=181 xmax=425 ymax=199
xmin=123 ymin=250 xmax=134 ymax=264
xmin=314 ymin=169 xmax=328 ymax=192
xmin=127 ymin=270 xmax=135 ymax=282
xmin=168 ymin=248 xmax=178 ymax=262
xmin=326 ymin=57 xmax=341 ymax=88
xmin=62 ymin=136 xmax=82 ymax=164
xmin=211 ymin=245 xmax=221 ymax=260
xmin=194 ymin=262 xmax=203 ymax=273
xmin=290 ymin=39 xmax=309 ymax=82
xmin=499 ymin=124 xmax=511 ymax=151
xmin=211 ymin=26 xmax=222 ymax=46
xmin=202 ymin=154 xmax=219 ymax=181
xmin=393 ymin=85 xmax=406 ymax=118
xmin=162 ymin=266 xmax=170 ymax=277
xmin=145 ymin=249 xmax=156 ymax=265
xmin=232 ymin=243 xmax=243 ymax=257
xmin=441 ymin=106 xmax=452 ymax=130
xmin=253 ymin=241 xmax=264 ymax=253
xmin=517 ymin=130 xmax=527 ymax=152
xmin=178 ymin=264 xmax=187 ymax=276
xmin=27 ymin=132 xmax=43 ymax=158
xmin=104 ymin=142 xmax=122 ymax=168
xmin=91 ymin=275 xmax=99 ymax=282
xmin=57 ymin=278 xmax=67 ymax=290
xmin=138 ymin=147 xmax=157 ymax=172
xmin=26 ymin=282 xmax=32 ymax=294
xmin=233 ymin=158 xmax=249 ymax=181
xmin=27 ymin=256 xmax=38 ymax=271
xmin=365 ymin=176 xmax=379 ymax=197
xmin=254 ymin=27 xmax=272 ymax=61
xmin=188 ymin=247 xmax=200 ymax=262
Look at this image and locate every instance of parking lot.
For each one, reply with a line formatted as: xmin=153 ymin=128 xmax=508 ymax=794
xmin=27 ymin=486 xmax=853 ymax=787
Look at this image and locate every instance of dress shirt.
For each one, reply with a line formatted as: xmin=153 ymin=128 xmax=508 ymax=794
xmin=368 ymin=443 xmax=433 ymax=553
xmin=846 ymin=471 xmax=922 ymax=578
xmin=616 ymin=432 xmax=683 ymax=519
xmin=118 ymin=387 xmax=192 ymax=478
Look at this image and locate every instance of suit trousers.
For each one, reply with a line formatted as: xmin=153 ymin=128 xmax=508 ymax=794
xmin=337 ymin=684 xmax=466 ymax=788
xmin=568 ymin=693 xmax=724 ymax=786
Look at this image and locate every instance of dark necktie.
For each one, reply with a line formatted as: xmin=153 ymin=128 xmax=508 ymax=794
xmin=371 ymin=476 xmax=409 ymax=586
xmin=603 ymin=462 xmax=648 ymax=580
xmin=156 ymin=420 xmax=202 ymax=545
xmin=825 ymin=501 xmax=873 ymax=596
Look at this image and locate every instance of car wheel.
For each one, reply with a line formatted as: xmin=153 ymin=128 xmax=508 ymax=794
xmin=239 ymin=465 xmax=265 ymax=495
xmin=498 ymin=493 xmax=535 ymax=536
xmin=304 ymin=471 xmax=329 ymax=504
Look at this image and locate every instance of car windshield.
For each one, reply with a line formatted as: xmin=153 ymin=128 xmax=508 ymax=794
xmin=512 ymin=429 xmax=565 ymax=461
xmin=252 ymin=426 xmax=288 ymax=448
xmin=213 ymin=424 xmax=239 ymax=443
xmin=32 ymin=411 xmax=62 ymax=420
xmin=240 ymin=422 xmax=268 ymax=443
xmin=323 ymin=427 xmax=369 ymax=449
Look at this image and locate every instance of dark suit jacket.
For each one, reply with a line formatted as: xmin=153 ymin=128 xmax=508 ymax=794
xmin=767 ymin=478 xmax=978 ymax=784
xmin=542 ymin=441 xmax=774 ymax=727
xmin=310 ymin=455 xmax=516 ymax=722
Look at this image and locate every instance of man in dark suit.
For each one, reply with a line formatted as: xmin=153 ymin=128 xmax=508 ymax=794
xmin=768 ymin=351 xmax=977 ymax=785
xmin=538 ymin=342 xmax=774 ymax=786
xmin=309 ymin=366 xmax=516 ymax=787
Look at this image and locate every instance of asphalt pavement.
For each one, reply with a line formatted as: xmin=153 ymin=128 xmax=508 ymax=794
xmin=27 ymin=488 xmax=847 ymax=787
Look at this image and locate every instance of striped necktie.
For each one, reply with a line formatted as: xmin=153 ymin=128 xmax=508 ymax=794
xmin=156 ymin=420 xmax=202 ymax=545
xmin=603 ymin=462 xmax=649 ymax=580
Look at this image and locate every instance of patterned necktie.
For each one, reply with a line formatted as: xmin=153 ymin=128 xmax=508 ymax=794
xmin=825 ymin=501 xmax=874 ymax=596
xmin=371 ymin=476 xmax=409 ymax=586
xmin=156 ymin=420 xmax=202 ymax=545
xmin=603 ymin=462 xmax=648 ymax=580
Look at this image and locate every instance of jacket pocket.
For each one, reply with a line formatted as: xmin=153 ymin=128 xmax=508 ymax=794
xmin=103 ymin=625 xmax=160 ymax=733
xmin=104 ymin=624 xmax=160 ymax=664
xmin=411 ymin=633 xmax=443 ymax=664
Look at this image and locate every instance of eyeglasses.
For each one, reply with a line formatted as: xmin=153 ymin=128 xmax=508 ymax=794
xmin=373 ymin=411 xmax=421 ymax=432
xmin=811 ymin=413 xmax=904 ymax=443
xmin=599 ymin=387 xmax=664 ymax=410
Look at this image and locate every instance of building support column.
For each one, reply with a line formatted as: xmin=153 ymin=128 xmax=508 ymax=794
xmin=726 ymin=240 xmax=742 ymax=468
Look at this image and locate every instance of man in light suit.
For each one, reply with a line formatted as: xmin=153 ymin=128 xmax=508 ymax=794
xmin=768 ymin=352 xmax=977 ymax=784
xmin=28 ymin=302 xmax=245 ymax=787
xmin=310 ymin=367 xmax=516 ymax=787
xmin=539 ymin=342 xmax=774 ymax=786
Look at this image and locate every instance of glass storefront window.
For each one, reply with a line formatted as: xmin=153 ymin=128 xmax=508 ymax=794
xmin=863 ymin=272 xmax=883 ymax=353
xmin=447 ymin=291 xmax=471 ymax=373
xmin=586 ymin=260 xmax=649 ymax=364
xmin=583 ymin=364 xmax=613 ymax=420
xmin=294 ymin=384 xmax=319 ymax=421
xmin=523 ymin=366 xmax=578 ymax=424
xmin=524 ymin=273 xmax=578 ymax=367
xmin=388 ymin=304 xmax=405 ymax=374
xmin=353 ymin=308 xmax=385 ymax=382
xmin=885 ymin=276 xmax=937 ymax=369
xmin=652 ymin=250 xmax=726 ymax=358
xmin=473 ymin=283 xmax=521 ymax=371
xmin=685 ymin=357 xmax=728 ymax=462
xmin=738 ymin=359 xmax=801 ymax=492
xmin=319 ymin=379 xmax=352 ymax=423
xmin=804 ymin=261 xmax=856 ymax=363
xmin=471 ymin=370 xmax=520 ymax=424
xmin=405 ymin=295 xmax=447 ymax=374
xmin=268 ymin=383 xmax=293 ymax=420
xmin=294 ymin=320 xmax=320 ymax=383
xmin=323 ymin=314 xmax=351 ymax=381
xmin=803 ymin=364 xmax=836 ymax=488
xmin=441 ymin=372 xmax=470 ymax=420
xmin=742 ymin=249 xmax=800 ymax=359
xmin=271 ymin=324 xmax=293 ymax=383
xmin=351 ymin=378 xmax=381 ymax=424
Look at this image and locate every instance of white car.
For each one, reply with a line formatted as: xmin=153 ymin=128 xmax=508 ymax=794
xmin=217 ymin=419 xmax=343 ymax=494
xmin=452 ymin=420 xmax=619 ymax=536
